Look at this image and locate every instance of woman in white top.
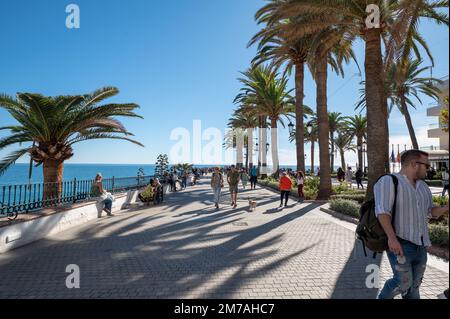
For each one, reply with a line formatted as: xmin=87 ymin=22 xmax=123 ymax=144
xmin=296 ymin=171 xmax=305 ymax=203
xmin=345 ymin=167 xmax=353 ymax=187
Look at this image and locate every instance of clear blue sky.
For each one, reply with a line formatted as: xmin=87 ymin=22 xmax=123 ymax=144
xmin=0 ymin=0 xmax=448 ymax=166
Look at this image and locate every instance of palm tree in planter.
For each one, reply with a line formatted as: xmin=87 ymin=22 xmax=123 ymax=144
xmin=333 ymin=132 xmax=356 ymax=171
xmin=271 ymin=0 xmax=448 ymax=195
xmin=232 ymin=107 xmax=259 ymax=169
xmin=343 ymin=115 xmax=367 ymax=170
xmin=0 ymin=87 xmax=143 ymax=200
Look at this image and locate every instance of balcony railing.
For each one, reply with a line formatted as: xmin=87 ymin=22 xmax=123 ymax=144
xmin=0 ymin=175 xmax=154 ymax=219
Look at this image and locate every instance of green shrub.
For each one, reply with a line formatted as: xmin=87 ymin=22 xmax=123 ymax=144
xmin=331 ymin=194 xmax=366 ymax=204
xmin=433 ymin=196 xmax=449 ymax=207
xmin=329 ymin=199 xmax=361 ymax=218
xmin=429 ymin=224 xmax=449 ymax=247
xmin=332 ymin=182 xmax=352 ymax=194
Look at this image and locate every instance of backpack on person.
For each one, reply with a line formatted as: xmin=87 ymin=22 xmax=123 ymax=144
xmin=356 ymin=174 xmax=399 ymax=258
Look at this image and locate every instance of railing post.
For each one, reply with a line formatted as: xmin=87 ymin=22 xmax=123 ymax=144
xmin=112 ymin=176 xmax=115 ymax=193
xmin=73 ymin=178 xmax=77 ymax=203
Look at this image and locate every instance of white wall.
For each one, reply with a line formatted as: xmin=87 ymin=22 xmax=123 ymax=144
xmin=0 ymin=190 xmax=140 ymax=254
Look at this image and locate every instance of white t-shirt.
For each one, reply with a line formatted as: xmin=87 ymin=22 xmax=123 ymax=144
xmin=296 ymin=177 xmax=304 ymax=185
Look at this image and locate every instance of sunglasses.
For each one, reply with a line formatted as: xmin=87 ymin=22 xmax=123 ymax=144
xmin=416 ymin=161 xmax=431 ymax=169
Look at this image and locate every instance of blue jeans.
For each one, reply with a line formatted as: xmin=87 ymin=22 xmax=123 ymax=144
xmin=213 ymin=187 xmax=221 ymax=204
xmin=378 ymin=237 xmax=428 ymax=299
xmin=103 ymin=198 xmax=113 ymax=211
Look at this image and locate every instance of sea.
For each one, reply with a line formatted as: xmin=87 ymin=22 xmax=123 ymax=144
xmin=0 ymin=163 xmax=321 ymax=186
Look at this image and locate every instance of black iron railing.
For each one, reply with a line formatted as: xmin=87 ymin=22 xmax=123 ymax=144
xmin=0 ymin=175 xmax=154 ymax=219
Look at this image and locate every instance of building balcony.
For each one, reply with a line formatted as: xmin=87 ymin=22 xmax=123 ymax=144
xmin=428 ymin=127 xmax=447 ymax=139
xmin=427 ymin=106 xmax=442 ymax=117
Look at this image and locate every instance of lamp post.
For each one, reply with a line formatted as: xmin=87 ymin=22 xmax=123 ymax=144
xmin=307 ymin=122 xmax=313 ymax=135
xmin=363 ymin=141 xmax=367 ymax=176
xmin=288 ymin=122 xmax=295 ymax=137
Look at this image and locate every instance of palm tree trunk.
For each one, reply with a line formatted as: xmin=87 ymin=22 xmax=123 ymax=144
xmin=236 ymin=129 xmax=244 ymax=169
xmin=247 ymin=127 xmax=254 ymax=169
xmin=357 ymin=134 xmax=363 ymax=170
xmin=316 ymin=53 xmax=332 ymax=199
xmin=270 ymin=118 xmax=279 ymax=176
xmin=365 ymin=28 xmax=389 ymax=196
xmin=401 ymin=97 xmax=419 ymax=149
xmin=340 ymin=149 xmax=346 ymax=172
xmin=295 ymin=62 xmax=306 ymax=173
xmin=261 ymin=116 xmax=268 ymax=178
xmin=311 ymin=139 xmax=315 ymax=175
xmin=43 ymin=159 xmax=64 ymax=204
xmin=330 ymin=132 xmax=335 ymax=172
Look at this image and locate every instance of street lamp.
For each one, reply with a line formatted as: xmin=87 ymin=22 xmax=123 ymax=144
xmin=288 ymin=122 xmax=295 ymax=136
xmin=307 ymin=122 xmax=313 ymax=135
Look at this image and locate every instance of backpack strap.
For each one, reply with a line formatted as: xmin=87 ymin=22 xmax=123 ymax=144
xmin=388 ymin=174 xmax=399 ymax=231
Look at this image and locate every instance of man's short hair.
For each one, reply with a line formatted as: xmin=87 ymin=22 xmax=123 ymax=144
xmin=401 ymin=150 xmax=429 ymax=165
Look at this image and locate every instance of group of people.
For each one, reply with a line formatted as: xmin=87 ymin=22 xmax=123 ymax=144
xmin=337 ymin=166 xmax=365 ymax=189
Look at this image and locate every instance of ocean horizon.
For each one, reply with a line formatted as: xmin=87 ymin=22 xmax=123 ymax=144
xmin=0 ymin=163 xmax=326 ymax=185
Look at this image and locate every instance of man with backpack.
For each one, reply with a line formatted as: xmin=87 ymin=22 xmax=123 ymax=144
xmin=373 ymin=150 xmax=448 ymax=299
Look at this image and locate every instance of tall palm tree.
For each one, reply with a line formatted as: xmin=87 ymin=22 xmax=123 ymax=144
xmin=328 ymin=112 xmax=344 ymax=173
xmin=235 ymin=65 xmax=294 ymax=176
xmin=234 ymin=66 xmax=276 ymax=178
xmin=0 ymin=87 xmax=143 ymax=198
xmin=343 ymin=114 xmax=367 ymax=170
xmin=386 ymin=59 xmax=443 ymax=149
xmin=263 ymin=0 xmax=448 ymax=194
xmin=334 ymin=132 xmax=356 ymax=171
xmin=289 ymin=116 xmax=318 ymax=174
xmin=250 ymin=7 xmax=312 ymax=173
xmin=228 ymin=108 xmax=259 ymax=169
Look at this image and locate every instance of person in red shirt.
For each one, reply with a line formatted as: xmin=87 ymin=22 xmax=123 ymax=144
xmin=279 ymin=172 xmax=292 ymax=208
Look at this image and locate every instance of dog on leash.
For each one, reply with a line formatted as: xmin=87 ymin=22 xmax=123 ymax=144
xmin=248 ymin=198 xmax=257 ymax=212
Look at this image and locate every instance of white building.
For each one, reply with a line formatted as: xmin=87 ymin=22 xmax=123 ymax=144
xmin=426 ymin=76 xmax=449 ymax=170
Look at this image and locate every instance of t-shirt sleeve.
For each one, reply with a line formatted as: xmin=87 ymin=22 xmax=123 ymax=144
xmin=374 ymin=176 xmax=395 ymax=218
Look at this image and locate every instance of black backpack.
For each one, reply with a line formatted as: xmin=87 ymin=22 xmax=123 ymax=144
xmin=356 ymin=174 xmax=399 ymax=258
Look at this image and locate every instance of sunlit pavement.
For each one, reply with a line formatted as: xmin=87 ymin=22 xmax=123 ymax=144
xmin=0 ymin=175 xmax=447 ymax=299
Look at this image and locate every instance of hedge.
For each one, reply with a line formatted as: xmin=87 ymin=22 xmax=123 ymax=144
xmin=429 ymin=224 xmax=449 ymax=247
xmin=331 ymin=194 xmax=366 ymax=204
xmin=329 ymin=199 xmax=361 ymax=218
xmin=329 ymin=199 xmax=449 ymax=248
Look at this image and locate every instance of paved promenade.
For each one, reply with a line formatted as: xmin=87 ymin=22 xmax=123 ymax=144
xmin=0 ymin=175 xmax=447 ymax=299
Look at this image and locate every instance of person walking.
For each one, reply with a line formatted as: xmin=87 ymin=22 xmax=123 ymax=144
xmin=227 ymin=165 xmax=240 ymax=208
xmin=172 ymin=170 xmax=179 ymax=191
xmin=250 ymin=166 xmax=258 ymax=190
xmin=345 ymin=166 xmax=353 ymax=188
xmin=375 ymin=150 xmax=448 ymax=299
xmin=211 ymin=167 xmax=224 ymax=209
xmin=442 ymin=167 xmax=449 ymax=197
xmin=241 ymin=169 xmax=249 ymax=190
xmin=337 ymin=167 xmax=345 ymax=183
xmin=355 ymin=168 xmax=364 ymax=190
xmin=295 ymin=171 xmax=305 ymax=203
xmin=279 ymin=172 xmax=292 ymax=208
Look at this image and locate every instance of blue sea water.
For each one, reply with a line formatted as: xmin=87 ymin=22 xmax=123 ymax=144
xmin=0 ymin=163 xmax=323 ymax=186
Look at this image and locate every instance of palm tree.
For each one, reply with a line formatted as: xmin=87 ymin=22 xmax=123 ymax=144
xmin=343 ymin=115 xmax=367 ymax=170
xmin=235 ymin=65 xmax=294 ymax=176
xmin=386 ymin=59 xmax=443 ymax=149
xmin=250 ymin=7 xmax=313 ymax=173
xmin=228 ymin=108 xmax=258 ymax=169
xmin=0 ymin=87 xmax=143 ymax=199
xmin=328 ymin=112 xmax=344 ymax=173
xmin=289 ymin=117 xmax=318 ymax=175
xmin=262 ymin=0 xmax=448 ymax=194
xmin=334 ymin=132 xmax=356 ymax=171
